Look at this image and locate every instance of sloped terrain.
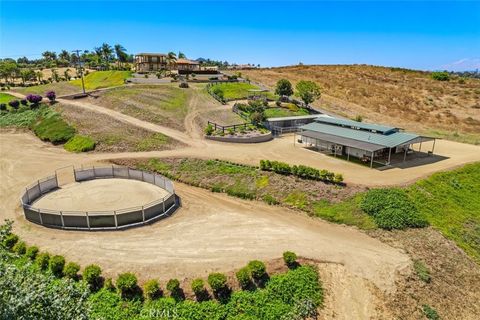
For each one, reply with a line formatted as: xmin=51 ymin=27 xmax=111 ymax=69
xmin=240 ymin=65 xmax=480 ymax=144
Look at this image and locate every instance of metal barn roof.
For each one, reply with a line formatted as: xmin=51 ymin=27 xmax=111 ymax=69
xmin=266 ymin=114 xmax=320 ymax=122
xmin=299 ymin=122 xmax=419 ymax=149
xmin=314 ymin=116 xmax=397 ymax=134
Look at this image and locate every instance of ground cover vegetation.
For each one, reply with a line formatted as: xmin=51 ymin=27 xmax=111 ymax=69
xmin=87 ymin=84 xmax=190 ymax=131
xmin=0 ymin=220 xmax=322 ymax=320
xmin=240 ymin=65 xmax=480 ymax=144
xmin=117 ymin=157 xmax=479 ymax=259
xmin=71 ymin=70 xmax=132 ymax=90
xmin=113 ymin=157 xmax=373 ymax=228
xmin=54 ymin=103 xmax=182 ymax=152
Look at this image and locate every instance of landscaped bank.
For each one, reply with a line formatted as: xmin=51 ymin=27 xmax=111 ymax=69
xmin=0 ymin=221 xmax=323 ymax=320
xmin=114 ymin=158 xmax=480 ymax=262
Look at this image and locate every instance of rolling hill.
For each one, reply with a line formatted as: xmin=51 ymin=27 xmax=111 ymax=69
xmin=240 ymin=65 xmax=480 ymax=144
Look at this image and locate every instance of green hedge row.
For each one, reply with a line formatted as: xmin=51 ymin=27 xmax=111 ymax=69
xmin=260 ymin=160 xmax=344 ymax=184
xmin=2 ymin=221 xmax=321 ymax=320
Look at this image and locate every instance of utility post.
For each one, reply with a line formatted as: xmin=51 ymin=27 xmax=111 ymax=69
xmin=72 ymin=49 xmax=86 ymax=94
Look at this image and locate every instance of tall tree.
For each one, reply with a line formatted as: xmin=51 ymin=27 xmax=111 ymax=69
xmin=58 ymin=50 xmax=71 ymax=62
xmin=178 ymin=51 xmax=186 ymax=59
xmin=114 ymin=44 xmax=128 ymax=68
xmin=295 ymin=81 xmax=321 ymax=106
xmin=42 ymin=51 xmax=57 ymax=61
xmin=167 ymin=52 xmax=177 ymax=70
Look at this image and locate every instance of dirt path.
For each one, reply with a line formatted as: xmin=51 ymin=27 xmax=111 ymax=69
xmin=9 ymin=90 xmax=480 ymax=186
xmin=0 ymin=133 xmax=410 ymax=294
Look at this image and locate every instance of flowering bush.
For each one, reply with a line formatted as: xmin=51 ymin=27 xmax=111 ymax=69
xmin=46 ymin=91 xmax=56 ymax=102
xmin=8 ymin=100 xmax=20 ymax=109
xmin=20 ymin=99 xmax=28 ymax=106
xmin=26 ymin=94 xmax=43 ymax=105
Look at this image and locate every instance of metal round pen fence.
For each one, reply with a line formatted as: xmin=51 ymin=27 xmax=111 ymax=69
xmin=20 ymin=166 xmax=178 ymax=230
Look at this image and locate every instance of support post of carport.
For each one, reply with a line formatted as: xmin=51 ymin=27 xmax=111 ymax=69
xmin=431 ymin=139 xmax=436 ymax=155
xmin=370 ymin=151 xmax=374 ymax=168
xmin=347 ymin=147 xmax=350 ymax=161
xmin=388 ymin=148 xmax=392 ymax=165
xmin=403 ymin=145 xmax=408 ymax=162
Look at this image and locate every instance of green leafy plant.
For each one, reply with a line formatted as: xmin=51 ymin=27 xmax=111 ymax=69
xmin=248 ymin=260 xmax=266 ymax=280
xmin=144 ymin=279 xmax=161 ymax=300
xmin=422 ymin=304 xmax=440 ymax=320
xmin=204 ymin=123 xmax=214 ymax=136
xmin=275 ymin=79 xmax=294 ymax=97
xmin=295 ymin=80 xmax=321 ymax=106
xmin=49 ymin=255 xmax=65 ymax=277
xmin=25 ymin=246 xmax=39 ymax=260
xmin=166 ymin=278 xmax=181 ymax=297
xmin=104 ymin=278 xmax=115 ymax=291
xmin=3 ymin=233 xmax=19 ymax=250
xmin=83 ymin=264 xmax=102 ymax=289
xmin=430 ymin=71 xmax=450 ymax=81
xmin=236 ymin=267 xmax=252 ymax=289
xmin=30 ymin=114 xmax=75 ymax=144
xmin=12 ymin=240 xmax=26 ymax=255
xmin=63 ymin=262 xmax=80 ymax=280
xmin=207 ymin=272 xmax=227 ymax=293
xmin=413 ymin=260 xmax=431 ymax=283
xmin=35 ymin=252 xmax=50 ymax=270
xmin=283 ymin=251 xmax=298 ymax=267
xmin=116 ymin=272 xmax=138 ymax=298
xmin=64 ymin=135 xmax=95 ymax=152
xmin=191 ymin=278 xmax=205 ymax=296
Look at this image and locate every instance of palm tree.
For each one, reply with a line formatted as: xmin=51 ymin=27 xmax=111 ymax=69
xmin=167 ymin=52 xmax=177 ymax=70
xmin=114 ymin=44 xmax=127 ymax=69
xmin=178 ymin=51 xmax=186 ymax=59
xmin=101 ymin=43 xmax=113 ymax=69
xmin=58 ymin=50 xmax=70 ymax=63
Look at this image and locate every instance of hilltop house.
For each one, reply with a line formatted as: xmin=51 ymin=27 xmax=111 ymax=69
xmin=134 ymin=53 xmax=168 ymax=72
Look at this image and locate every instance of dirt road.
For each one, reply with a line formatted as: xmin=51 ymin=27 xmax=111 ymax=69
xmin=0 ymin=133 xmax=409 ymax=294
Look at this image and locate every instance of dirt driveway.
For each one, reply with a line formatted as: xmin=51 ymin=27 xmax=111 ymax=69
xmin=0 ymin=133 xmax=409 ymax=294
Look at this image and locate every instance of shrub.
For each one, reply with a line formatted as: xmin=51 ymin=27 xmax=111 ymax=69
xmin=116 ymin=272 xmax=138 ymax=297
xmin=263 ymin=194 xmax=279 ymax=205
xmin=413 ymin=260 xmax=431 ymax=283
xmin=360 ymin=188 xmax=428 ymax=230
xmin=283 ymin=251 xmax=297 ymax=267
xmin=49 ymin=255 xmax=65 ymax=277
xmin=25 ymin=246 xmax=39 ymax=260
xmin=12 ymin=241 xmax=26 ymax=255
xmin=204 ymin=123 xmax=214 ymax=136
xmin=31 ymin=115 xmax=75 ymax=144
xmin=35 ymin=252 xmax=50 ymax=270
xmin=45 ymin=91 xmax=56 ymax=102
xmin=26 ymin=94 xmax=43 ymax=105
xmin=144 ymin=279 xmax=161 ymax=300
xmin=207 ymin=272 xmax=227 ymax=292
xmin=431 ymin=71 xmax=450 ymax=81
xmin=248 ymin=260 xmax=266 ymax=280
xmin=83 ymin=264 xmax=102 ymax=288
xmin=191 ymin=278 xmax=205 ymax=295
xmin=0 ymin=103 xmax=6 ymax=111
xmin=64 ymin=135 xmax=95 ymax=152
xmin=103 ymin=278 xmax=115 ymax=291
xmin=236 ymin=267 xmax=252 ymax=289
xmin=3 ymin=233 xmax=19 ymax=250
xmin=63 ymin=262 xmax=80 ymax=280
xmin=333 ymin=173 xmax=344 ymax=183
xmin=166 ymin=278 xmax=180 ymax=295
xmin=275 ymin=79 xmax=294 ymax=97
xmin=20 ymin=99 xmax=28 ymax=106
xmin=422 ymin=304 xmax=440 ymax=320
xmin=179 ymin=82 xmax=189 ymax=88
xmin=8 ymin=100 xmax=20 ymax=109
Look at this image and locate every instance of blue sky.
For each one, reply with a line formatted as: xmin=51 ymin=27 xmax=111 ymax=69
xmin=1 ymin=1 xmax=479 ymax=71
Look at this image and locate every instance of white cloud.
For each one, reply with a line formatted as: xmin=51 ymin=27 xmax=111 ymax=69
xmin=441 ymin=58 xmax=480 ymax=71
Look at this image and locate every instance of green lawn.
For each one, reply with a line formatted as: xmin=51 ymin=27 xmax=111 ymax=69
xmin=264 ymin=106 xmax=310 ymax=118
xmin=0 ymin=92 xmax=17 ymax=104
xmin=13 ymin=82 xmax=80 ymax=97
xmin=407 ymin=162 xmax=480 ymax=262
xmin=71 ymin=70 xmax=132 ymax=90
xmin=210 ymin=82 xmax=276 ymax=100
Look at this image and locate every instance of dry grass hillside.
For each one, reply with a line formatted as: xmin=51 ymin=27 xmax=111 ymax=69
xmin=240 ymin=65 xmax=480 ymax=144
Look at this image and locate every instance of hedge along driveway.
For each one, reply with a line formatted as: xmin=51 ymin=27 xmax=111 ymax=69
xmin=110 ymin=158 xmax=372 ymax=229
